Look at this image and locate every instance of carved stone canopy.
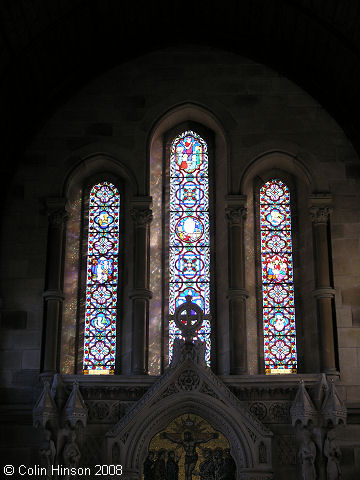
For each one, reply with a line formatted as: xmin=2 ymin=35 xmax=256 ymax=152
xmin=290 ymin=376 xmax=347 ymax=428
xmin=106 ymin=340 xmax=274 ymax=480
xmin=290 ymin=379 xmax=318 ymax=427
xmin=321 ymin=379 xmax=347 ymax=426
xmin=33 ymin=381 xmax=58 ymax=429
xmin=63 ymin=382 xmax=88 ymax=428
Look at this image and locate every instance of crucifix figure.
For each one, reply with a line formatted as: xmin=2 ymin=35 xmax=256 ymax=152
xmin=160 ymin=430 xmax=218 ymax=480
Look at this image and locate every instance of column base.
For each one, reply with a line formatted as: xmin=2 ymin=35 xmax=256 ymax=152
xmin=323 ymin=369 xmax=340 ymax=379
xmin=131 ymin=368 xmax=148 ymax=375
xmin=40 ymin=371 xmax=56 ymax=384
xmin=230 ymin=368 xmax=248 ymax=375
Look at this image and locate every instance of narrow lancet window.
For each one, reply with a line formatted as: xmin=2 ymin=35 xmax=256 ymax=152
xmin=169 ymin=131 xmax=211 ymax=365
xmin=260 ymin=179 xmax=297 ymax=373
xmin=83 ymin=182 xmax=120 ymax=374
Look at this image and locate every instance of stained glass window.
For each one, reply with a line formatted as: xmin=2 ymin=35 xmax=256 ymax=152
xmin=169 ymin=131 xmax=211 ymax=365
xmin=260 ymin=179 xmax=297 ymax=374
xmin=83 ymin=182 xmax=120 ymax=374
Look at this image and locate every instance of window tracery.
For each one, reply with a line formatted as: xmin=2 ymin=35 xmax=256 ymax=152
xmin=169 ymin=131 xmax=211 ymax=365
xmin=83 ymin=181 xmax=120 ymax=374
xmin=260 ymin=179 xmax=297 ymax=374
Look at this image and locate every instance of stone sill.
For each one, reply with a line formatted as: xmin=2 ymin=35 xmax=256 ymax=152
xmin=59 ymin=372 xmax=333 ymax=389
xmin=221 ymin=373 xmax=322 ymax=388
xmin=61 ymin=374 xmax=157 ymax=388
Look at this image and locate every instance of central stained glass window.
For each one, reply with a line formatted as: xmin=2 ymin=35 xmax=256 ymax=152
xmin=260 ymin=179 xmax=297 ymax=374
xmin=169 ymin=131 xmax=211 ymax=365
xmin=83 ymin=182 xmax=120 ymax=374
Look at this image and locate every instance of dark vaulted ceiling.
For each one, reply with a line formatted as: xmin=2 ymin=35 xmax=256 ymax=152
xmin=1 ymin=0 xmax=360 ymax=177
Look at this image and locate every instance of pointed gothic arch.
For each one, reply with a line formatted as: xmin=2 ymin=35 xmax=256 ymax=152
xmin=148 ymin=104 xmax=229 ymax=374
xmin=105 ymin=345 xmax=273 ymax=480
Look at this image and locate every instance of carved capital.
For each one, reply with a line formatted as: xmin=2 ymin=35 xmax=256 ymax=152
xmin=227 ymin=288 xmax=249 ymax=300
xmin=309 ymin=206 xmax=332 ymax=224
xmin=43 ymin=289 xmax=65 ymax=302
xmin=129 ymin=288 xmax=152 ymax=300
xmin=312 ymin=287 xmax=336 ymax=299
xmin=49 ymin=209 xmax=68 ymax=227
xmin=225 ymin=195 xmax=247 ymax=225
xmin=45 ymin=198 xmax=68 ymax=227
xmin=130 ymin=208 xmax=153 ymax=226
xmin=226 ymin=206 xmax=247 ymax=225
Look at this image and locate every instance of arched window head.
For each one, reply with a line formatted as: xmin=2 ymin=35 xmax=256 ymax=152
xmin=169 ymin=130 xmax=211 ymax=365
xmin=260 ymin=179 xmax=297 ymax=374
xmin=83 ymin=181 xmax=120 ymax=374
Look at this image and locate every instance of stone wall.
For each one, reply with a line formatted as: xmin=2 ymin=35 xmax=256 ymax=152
xmin=0 ymin=47 xmax=359 ymax=477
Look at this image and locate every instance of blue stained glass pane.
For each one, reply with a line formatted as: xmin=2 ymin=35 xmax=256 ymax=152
xmin=260 ymin=179 xmax=297 ymax=374
xmin=170 ymin=247 xmax=210 ymax=283
xmin=170 ymin=211 xmax=210 ymax=247
xmin=169 ymin=131 xmax=211 ymax=365
xmin=83 ymin=182 xmax=120 ymax=374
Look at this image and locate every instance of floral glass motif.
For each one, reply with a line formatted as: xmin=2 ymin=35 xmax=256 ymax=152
xmin=260 ymin=179 xmax=297 ymax=374
xmin=83 ymin=182 xmax=120 ymax=374
xmin=169 ymin=131 xmax=211 ymax=365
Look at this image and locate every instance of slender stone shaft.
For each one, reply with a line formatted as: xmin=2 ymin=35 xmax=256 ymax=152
xmin=310 ymin=195 xmax=336 ymax=373
xmin=130 ymin=197 xmax=152 ymax=374
xmin=42 ymin=198 xmax=67 ymax=377
xmin=226 ymin=195 xmax=248 ymax=374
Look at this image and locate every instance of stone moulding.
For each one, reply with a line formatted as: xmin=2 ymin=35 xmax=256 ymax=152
xmin=105 ymin=339 xmax=274 ymax=480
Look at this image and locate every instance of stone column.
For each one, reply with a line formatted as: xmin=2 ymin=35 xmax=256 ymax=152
xmin=42 ymin=198 xmax=67 ymax=379
xmin=309 ymin=194 xmax=337 ymax=373
xmin=226 ymin=195 xmax=249 ymax=374
xmin=130 ymin=197 xmax=153 ymax=375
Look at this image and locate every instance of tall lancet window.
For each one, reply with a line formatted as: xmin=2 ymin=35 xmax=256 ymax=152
xmin=260 ymin=179 xmax=297 ymax=374
xmin=83 ymin=182 xmax=120 ymax=374
xmin=169 ymin=131 xmax=211 ymax=365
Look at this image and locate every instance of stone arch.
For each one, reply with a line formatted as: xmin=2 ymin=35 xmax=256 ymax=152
xmin=146 ymin=103 xmax=230 ymax=374
xmin=240 ymin=149 xmax=315 ymax=194
xmin=59 ymin=148 xmax=139 ymax=375
xmin=147 ymin=101 xmax=229 ymax=193
xmin=240 ymin=149 xmax=322 ymax=375
xmin=106 ymin=391 xmax=273 ymax=479
xmin=62 ymin=147 xmax=139 ymax=202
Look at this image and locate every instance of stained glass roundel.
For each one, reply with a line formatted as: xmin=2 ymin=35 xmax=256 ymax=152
xmin=260 ymin=179 xmax=297 ymax=374
xmin=83 ymin=182 xmax=120 ymax=374
xmin=169 ymin=131 xmax=211 ymax=365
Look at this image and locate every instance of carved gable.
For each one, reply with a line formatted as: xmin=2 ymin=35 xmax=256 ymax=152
xmin=106 ymin=341 xmax=273 ymax=480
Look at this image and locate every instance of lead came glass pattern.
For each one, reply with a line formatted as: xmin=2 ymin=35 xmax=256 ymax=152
xmin=83 ymin=182 xmax=120 ymax=374
xmin=169 ymin=131 xmax=211 ymax=365
xmin=260 ymin=179 xmax=297 ymax=374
